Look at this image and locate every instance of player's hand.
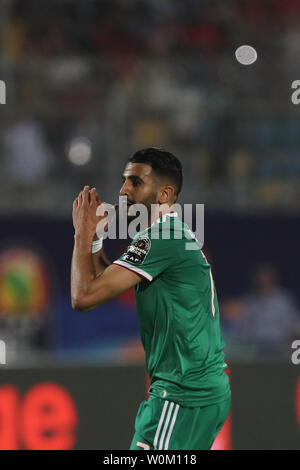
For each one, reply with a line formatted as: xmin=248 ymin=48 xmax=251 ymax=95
xmin=88 ymin=188 xmax=116 ymax=241
xmin=89 ymin=188 xmax=118 ymax=241
xmin=89 ymin=188 xmax=102 ymax=241
xmin=72 ymin=186 xmax=105 ymax=241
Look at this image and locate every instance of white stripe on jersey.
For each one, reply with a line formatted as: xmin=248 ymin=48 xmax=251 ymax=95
xmin=154 ymin=400 xmax=169 ymax=450
xmin=159 ymin=401 xmax=174 ymax=450
xmin=164 ymin=403 xmax=180 ymax=450
xmin=112 ymin=260 xmax=153 ymax=281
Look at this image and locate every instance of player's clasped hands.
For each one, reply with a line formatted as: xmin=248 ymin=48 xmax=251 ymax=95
xmin=72 ymin=186 xmax=105 ymax=239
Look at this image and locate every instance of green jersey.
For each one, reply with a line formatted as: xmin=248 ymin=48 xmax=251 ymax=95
xmin=113 ymin=212 xmax=230 ymax=407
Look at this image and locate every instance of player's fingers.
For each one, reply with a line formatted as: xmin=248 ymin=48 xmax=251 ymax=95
xmin=92 ymin=189 xmax=103 ymax=208
xmin=77 ymin=191 xmax=83 ymax=206
xmin=93 ymin=188 xmax=102 ymax=205
xmin=82 ymin=185 xmax=90 ymax=205
xmin=89 ymin=187 xmax=99 ymax=206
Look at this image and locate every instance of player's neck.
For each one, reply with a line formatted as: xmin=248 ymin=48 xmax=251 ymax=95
xmin=149 ymin=203 xmax=176 ymax=226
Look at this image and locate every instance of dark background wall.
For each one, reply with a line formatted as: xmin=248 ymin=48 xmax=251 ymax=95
xmin=0 ymin=362 xmax=299 ymax=450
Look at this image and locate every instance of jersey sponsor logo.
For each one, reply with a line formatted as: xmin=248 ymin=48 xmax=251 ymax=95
xmin=123 ymin=236 xmax=151 ymax=265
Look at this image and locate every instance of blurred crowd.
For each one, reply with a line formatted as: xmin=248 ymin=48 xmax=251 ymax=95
xmin=221 ymin=264 xmax=300 ymax=359
xmin=0 ymin=0 xmax=300 ymax=213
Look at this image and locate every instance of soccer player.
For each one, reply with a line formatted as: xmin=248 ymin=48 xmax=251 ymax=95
xmin=71 ymin=147 xmax=231 ymax=450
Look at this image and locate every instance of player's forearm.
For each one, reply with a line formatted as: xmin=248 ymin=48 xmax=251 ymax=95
xmin=92 ymin=248 xmax=111 ymax=278
xmin=71 ymin=232 xmax=95 ymax=308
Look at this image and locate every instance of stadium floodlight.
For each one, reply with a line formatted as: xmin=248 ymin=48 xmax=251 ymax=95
xmin=67 ymin=137 xmax=92 ymax=166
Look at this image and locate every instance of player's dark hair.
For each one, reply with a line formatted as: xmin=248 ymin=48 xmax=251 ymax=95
xmin=129 ymin=147 xmax=183 ymax=197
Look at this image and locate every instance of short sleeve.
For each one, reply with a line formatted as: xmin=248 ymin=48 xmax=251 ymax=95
xmin=113 ymin=233 xmax=174 ymax=282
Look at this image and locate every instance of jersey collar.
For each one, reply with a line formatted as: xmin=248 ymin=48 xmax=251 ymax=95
xmin=153 ymin=212 xmax=178 ymax=225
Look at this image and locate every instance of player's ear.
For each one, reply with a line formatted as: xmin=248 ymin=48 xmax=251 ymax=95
xmin=158 ymin=185 xmax=175 ymax=204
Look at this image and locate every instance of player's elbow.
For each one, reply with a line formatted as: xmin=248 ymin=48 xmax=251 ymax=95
xmin=71 ymin=296 xmax=85 ymax=311
xmin=71 ymin=294 xmax=94 ymax=312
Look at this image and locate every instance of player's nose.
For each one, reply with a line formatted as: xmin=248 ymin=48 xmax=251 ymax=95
xmin=119 ymin=181 xmax=131 ymax=198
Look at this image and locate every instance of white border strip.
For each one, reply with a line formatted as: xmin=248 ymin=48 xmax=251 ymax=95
xmin=113 ymin=260 xmax=153 ymax=282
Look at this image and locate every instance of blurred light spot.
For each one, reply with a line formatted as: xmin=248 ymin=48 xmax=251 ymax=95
xmin=48 ymin=59 xmax=90 ymax=83
xmin=235 ymin=45 xmax=257 ymax=65
xmin=67 ymin=137 xmax=92 ymax=166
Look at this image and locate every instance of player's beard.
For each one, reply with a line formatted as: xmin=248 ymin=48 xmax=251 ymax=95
xmin=140 ymin=193 xmax=157 ymax=214
xmin=139 ymin=192 xmax=158 ymax=228
xmin=125 ymin=192 xmax=157 ymax=229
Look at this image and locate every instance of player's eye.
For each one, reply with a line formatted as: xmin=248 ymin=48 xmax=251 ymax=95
xmin=131 ymin=177 xmax=143 ymax=187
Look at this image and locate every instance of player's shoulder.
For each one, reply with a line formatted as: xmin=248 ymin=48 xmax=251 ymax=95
xmin=130 ymin=213 xmax=195 ymax=251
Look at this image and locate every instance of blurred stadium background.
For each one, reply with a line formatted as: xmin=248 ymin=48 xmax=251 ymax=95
xmin=0 ymin=0 xmax=300 ymax=449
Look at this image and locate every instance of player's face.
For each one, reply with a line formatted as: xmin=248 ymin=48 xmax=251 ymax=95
xmin=120 ymin=162 xmax=159 ymax=211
